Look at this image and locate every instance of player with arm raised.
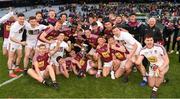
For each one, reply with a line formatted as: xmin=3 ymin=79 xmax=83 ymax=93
xmin=36 ymin=20 xmax=63 ymax=48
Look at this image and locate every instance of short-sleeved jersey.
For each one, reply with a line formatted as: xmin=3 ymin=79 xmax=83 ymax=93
xmin=74 ymin=52 xmax=87 ymax=71
xmin=26 ymin=24 xmax=47 ymax=41
xmin=3 ymin=20 xmax=14 ymax=38
xmin=33 ymin=53 xmax=50 ymax=71
xmin=38 ymin=27 xmax=60 ymax=42
xmin=114 ymin=31 xmax=142 ymax=52
xmin=50 ymin=40 xmax=69 ymax=58
xmin=9 ymin=21 xmax=27 ymax=41
xmin=96 ymin=44 xmax=112 ymax=62
xmin=110 ymin=44 xmax=126 ymax=61
xmin=86 ymin=34 xmax=98 ymax=48
xmin=140 ymin=44 xmax=166 ymax=67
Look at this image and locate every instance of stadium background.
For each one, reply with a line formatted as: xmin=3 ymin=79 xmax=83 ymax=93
xmin=0 ymin=0 xmax=180 ymax=98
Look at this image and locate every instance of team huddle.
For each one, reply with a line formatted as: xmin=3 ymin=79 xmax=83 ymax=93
xmin=0 ymin=10 xmax=169 ymax=98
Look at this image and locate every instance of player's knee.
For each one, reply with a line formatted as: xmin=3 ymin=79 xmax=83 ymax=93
xmin=115 ymin=73 xmax=120 ymax=78
xmin=88 ymin=69 xmax=96 ymax=75
xmin=27 ymin=68 xmax=33 ymax=75
xmin=125 ymin=67 xmax=131 ymax=72
xmin=47 ymin=65 xmax=53 ymax=70
xmin=102 ymin=72 xmax=108 ymax=77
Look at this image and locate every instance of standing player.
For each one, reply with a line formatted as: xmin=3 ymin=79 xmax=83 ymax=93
xmin=47 ymin=9 xmax=57 ymax=26
xmin=0 ymin=12 xmax=15 ymax=57
xmin=112 ymin=26 xmax=147 ymax=84
xmin=23 ymin=16 xmax=47 ymax=73
xmin=7 ymin=13 xmax=27 ymax=78
xmin=27 ymin=44 xmax=59 ymax=89
xmin=136 ymin=33 xmax=169 ymax=98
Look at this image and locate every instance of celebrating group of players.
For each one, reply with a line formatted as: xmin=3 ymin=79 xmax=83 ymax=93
xmin=0 ymin=9 xmax=170 ymax=98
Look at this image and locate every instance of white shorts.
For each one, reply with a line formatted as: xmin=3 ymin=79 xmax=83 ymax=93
xmin=51 ymin=57 xmax=59 ymax=66
xmin=104 ymin=61 xmax=113 ymax=67
xmin=26 ymin=39 xmax=37 ymax=49
xmin=36 ymin=40 xmax=50 ymax=49
xmin=148 ymin=65 xmax=169 ymax=77
xmin=86 ymin=60 xmax=92 ymax=72
xmin=40 ymin=70 xmax=45 ymax=78
xmin=120 ymin=59 xmax=128 ymax=69
xmin=135 ymin=45 xmax=142 ymax=55
xmin=2 ymin=38 xmax=9 ymax=49
xmin=8 ymin=41 xmax=22 ymax=52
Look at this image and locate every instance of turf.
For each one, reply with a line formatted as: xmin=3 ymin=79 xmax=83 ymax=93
xmin=0 ymin=37 xmax=180 ymax=98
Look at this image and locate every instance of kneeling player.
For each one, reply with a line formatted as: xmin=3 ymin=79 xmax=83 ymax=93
xmin=95 ymin=37 xmax=114 ymax=78
xmin=27 ymin=44 xmax=59 ymax=89
xmin=136 ymin=33 xmax=169 ymax=98
xmin=108 ymin=37 xmax=128 ymax=79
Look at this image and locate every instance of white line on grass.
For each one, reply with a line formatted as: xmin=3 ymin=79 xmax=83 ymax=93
xmin=0 ymin=74 xmax=23 ymax=88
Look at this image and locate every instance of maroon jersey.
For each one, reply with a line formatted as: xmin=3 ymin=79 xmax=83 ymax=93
xmin=74 ymin=52 xmax=87 ymax=71
xmin=61 ymin=26 xmax=72 ymax=37
xmin=47 ymin=18 xmax=57 ymax=26
xmin=3 ymin=20 xmax=14 ymax=38
xmin=65 ymin=59 xmax=73 ymax=70
xmin=104 ymin=29 xmax=113 ymax=38
xmin=38 ymin=27 xmax=60 ymax=42
xmin=96 ymin=44 xmax=112 ymax=62
xmin=87 ymin=34 xmax=98 ymax=48
xmin=110 ymin=44 xmax=126 ymax=61
xmin=33 ymin=53 xmax=49 ymax=71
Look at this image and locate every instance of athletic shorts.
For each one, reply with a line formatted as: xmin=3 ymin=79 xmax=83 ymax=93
xmin=8 ymin=41 xmax=22 ymax=52
xmin=120 ymin=59 xmax=128 ymax=69
xmin=135 ymin=45 xmax=142 ymax=55
xmin=2 ymin=38 xmax=9 ymax=49
xmin=40 ymin=70 xmax=45 ymax=78
xmin=26 ymin=39 xmax=37 ymax=49
xmin=104 ymin=61 xmax=113 ymax=67
xmin=51 ymin=57 xmax=59 ymax=66
xmin=36 ymin=40 xmax=50 ymax=49
xmin=86 ymin=60 xmax=93 ymax=72
xmin=148 ymin=65 xmax=169 ymax=77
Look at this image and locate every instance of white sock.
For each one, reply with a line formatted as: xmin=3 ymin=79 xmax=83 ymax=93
xmin=9 ymin=70 xmax=13 ymax=74
xmin=97 ymin=70 xmax=102 ymax=75
xmin=12 ymin=64 xmax=16 ymax=69
xmin=111 ymin=71 xmax=114 ymax=75
xmin=152 ymin=86 xmax=158 ymax=92
xmin=143 ymin=76 xmax=147 ymax=82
